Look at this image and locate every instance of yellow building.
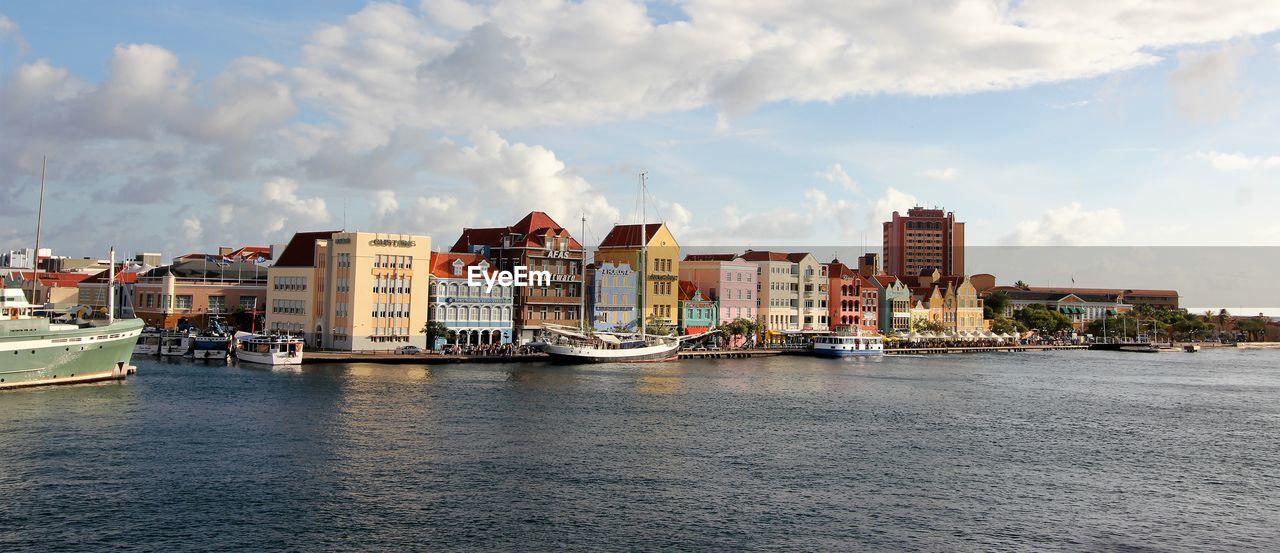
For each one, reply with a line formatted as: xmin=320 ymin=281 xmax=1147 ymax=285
xmin=267 ymin=231 xmax=431 ymax=351
xmin=595 ymin=223 xmax=680 ymax=327
xmin=953 ymin=277 xmax=984 ymax=333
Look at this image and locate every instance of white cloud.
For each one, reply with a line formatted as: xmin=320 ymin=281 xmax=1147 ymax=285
xmin=869 ymin=187 xmax=918 ymax=232
xmin=0 ymin=14 xmax=30 ymax=53
xmin=1003 ymin=202 xmax=1125 ymax=246
xmin=816 ymin=163 xmax=857 ymax=191
xmin=259 ymin=177 xmax=331 ymax=234
xmin=182 ymin=217 xmax=203 ymax=241
xmin=293 ymin=0 xmax=1280 ymax=135
xmin=1196 ymin=150 xmax=1280 ymax=171
xmin=1169 ymin=42 xmax=1253 ymax=122
xmin=921 ymin=167 xmax=958 ymax=181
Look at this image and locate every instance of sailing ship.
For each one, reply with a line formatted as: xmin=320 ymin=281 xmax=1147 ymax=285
xmin=538 ymin=173 xmax=697 ymax=363
xmin=0 ymin=158 xmax=143 ymax=389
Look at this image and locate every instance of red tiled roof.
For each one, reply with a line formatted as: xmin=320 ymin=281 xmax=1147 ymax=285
xmin=785 ymin=253 xmax=812 ymax=263
xmin=683 ymin=253 xmax=737 ymax=262
xmin=81 ymin=268 xmax=139 ymax=284
xmin=874 ymin=274 xmax=899 ymax=286
xmin=14 ymin=271 xmax=95 ymax=287
xmin=274 ymin=231 xmax=339 ymax=267
xmin=1021 ymin=286 xmax=1178 ymax=298
xmin=429 ymin=252 xmax=496 ymax=278
xmin=740 ymin=250 xmax=790 ymax=262
xmin=599 ymin=223 xmax=665 ymax=249
xmin=678 ymin=280 xmax=700 ymax=301
xmin=451 ymin=211 xmax=582 ymax=252
xmin=826 ymin=261 xmax=856 ymax=279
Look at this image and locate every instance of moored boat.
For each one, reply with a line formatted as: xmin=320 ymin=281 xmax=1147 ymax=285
xmin=1 ymin=288 xmax=142 ymax=390
xmin=235 ymin=333 xmax=304 ymax=365
xmin=159 ymin=328 xmax=193 ymax=357
xmin=540 ymin=326 xmax=682 ymax=363
xmin=189 ymin=322 xmax=233 ymax=360
xmin=134 ymin=327 xmax=161 ymax=355
xmin=812 ymin=331 xmax=884 ymax=357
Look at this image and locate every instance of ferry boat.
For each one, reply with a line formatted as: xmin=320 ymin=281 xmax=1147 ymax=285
xmin=1 ymin=287 xmax=143 ymax=390
xmin=235 ymin=333 xmax=304 ymax=366
xmin=812 ymin=331 xmax=884 ymax=357
xmin=134 ymin=327 xmax=161 ymax=355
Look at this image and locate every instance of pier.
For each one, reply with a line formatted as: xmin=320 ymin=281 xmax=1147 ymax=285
xmin=885 ymin=344 xmax=1088 ymax=355
xmin=678 ymin=349 xmax=791 ymax=360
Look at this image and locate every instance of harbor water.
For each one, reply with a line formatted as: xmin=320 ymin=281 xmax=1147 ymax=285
xmin=2 ymin=350 xmax=1277 ymax=550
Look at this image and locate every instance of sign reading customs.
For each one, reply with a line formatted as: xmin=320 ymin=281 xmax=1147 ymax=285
xmin=369 ymin=239 xmax=417 ymax=247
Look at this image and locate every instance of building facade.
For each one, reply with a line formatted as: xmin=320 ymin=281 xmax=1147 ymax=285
xmin=452 ymin=211 xmax=585 ymax=344
xmin=991 ymin=287 xmax=1133 ymax=331
xmin=677 ymin=281 xmax=718 ymax=335
xmin=124 ymin=261 xmax=269 ymax=329
xmin=882 ymin=206 xmax=965 ymax=278
xmin=873 ymin=275 xmax=913 ymax=334
xmin=595 ymin=223 xmax=680 ymax=328
xmin=322 ymin=232 xmax=432 ymax=350
xmin=590 ymin=261 xmax=638 ymax=331
xmin=264 ymin=231 xmax=336 ymax=345
xmin=679 ymin=254 xmax=757 ymax=323
xmin=826 ymin=260 xmax=878 ymax=333
xmin=742 ymin=250 xmax=828 ymax=337
xmin=428 ymin=252 xmax=513 ymax=346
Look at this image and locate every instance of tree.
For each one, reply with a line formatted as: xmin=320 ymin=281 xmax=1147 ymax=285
xmin=1014 ymin=303 xmax=1073 ymax=334
xmin=985 ymin=291 xmax=1011 ymax=315
xmin=989 ymin=316 xmax=1020 ymax=335
xmin=421 ymin=320 xmax=449 ymax=349
xmin=1013 ymin=280 xmax=1031 ymax=291
xmin=1236 ymin=315 xmax=1268 ymax=342
xmin=645 ymin=313 xmax=672 ymax=336
xmin=1216 ymin=309 xmax=1231 ymax=340
xmin=911 ymin=318 xmax=948 ymax=333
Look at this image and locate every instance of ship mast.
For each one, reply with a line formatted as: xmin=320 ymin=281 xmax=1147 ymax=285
xmin=579 ymin=212 xmax=587 ymax=332
xmin=29 ymin=156 xmax=46 ymax=305
xmin=639 ymin=172 xmax=647 ymax=338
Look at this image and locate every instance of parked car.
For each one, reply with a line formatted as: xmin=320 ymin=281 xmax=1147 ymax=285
xmin=394 ymin=345 xmax=423 ymax=355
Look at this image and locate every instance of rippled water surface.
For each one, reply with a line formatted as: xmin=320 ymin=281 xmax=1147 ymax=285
xmin=2 ymin=350 xmax=1278 ymax=551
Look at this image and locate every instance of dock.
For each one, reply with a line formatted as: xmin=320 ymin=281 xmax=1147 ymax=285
xmin=885 ymin=345 xmax=1088 ymax=355
xmin=677 ymin=349 xmax=793 ymax=359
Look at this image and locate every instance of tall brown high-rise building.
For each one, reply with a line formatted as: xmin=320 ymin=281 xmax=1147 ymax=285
xmin=882 ymin=207 xmax=964 ymax=278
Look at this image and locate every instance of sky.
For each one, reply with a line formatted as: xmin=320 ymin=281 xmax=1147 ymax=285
xmin=2 ymin=1 xmax=1280 ymax=281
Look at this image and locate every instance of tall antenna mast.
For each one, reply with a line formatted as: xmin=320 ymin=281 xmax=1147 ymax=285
xmin=29 ymin=156 xmax=47 ymax=305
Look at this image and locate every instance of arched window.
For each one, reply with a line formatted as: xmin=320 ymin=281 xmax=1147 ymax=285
xmin=447 ymin=306 xmax=457 ymax=320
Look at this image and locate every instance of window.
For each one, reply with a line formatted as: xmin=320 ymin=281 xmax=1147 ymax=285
xmin=208 ymin=296 xmax=226 ymax=312
xmin=145 ymin=294 xmax=154 ymax=307
xmin=176 ymin=295 xmax=193 ymax=309
xmin=240 ymin=296 xmax=257 ymax=309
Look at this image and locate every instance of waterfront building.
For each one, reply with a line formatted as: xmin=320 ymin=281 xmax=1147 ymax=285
xmin=589 ymin=261 xmax=638 ymax=331
xmin=953 ymin=277 xmax=984 ymax=333
xmin=882 ymin=206 xmax=965 ymax=278
xmin=872 ymin=275 xmax=913 ymax=333
xmin=826 ymin=260 xmax=879 ymax=333
xmin=741 ymin=250 xmax=828 ymax=340
xmin=595 ymin=223 xmax=680 ymax=328
xmin=265 ymin=230 xmax=338 ymax=345
xmin=266 ymin=230 xmax=432 ymax=350
xmin=680 ymin=254 xmax=757 ymax=323
xmin=995 ymin=286 xmax=1179 ymax=311
xmin=908 ymin=297 xmax=930 ymax=330
xmin=677 ymin=281 xmax=718 ymax=335
xmin=125 ymin=260 xmax=269 ymax=329
xmin=2 ymin=270 xmax=92 ymax=309
xmin=990 ymin=287 xmax=1133 ymax=331
xmin=452 ymin=211 xmax=585 ymax=344
xmin=428 ymin=252 xmax=513 ymax=346
xmin=321 ymin=232 xmax=431 ymax=350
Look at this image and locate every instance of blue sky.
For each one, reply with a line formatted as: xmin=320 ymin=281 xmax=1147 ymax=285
xmin=2 ymin=0 xmax=1279 ymax=274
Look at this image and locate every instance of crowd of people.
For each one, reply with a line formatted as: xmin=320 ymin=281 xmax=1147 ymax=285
xmin=439 ymin=343 xmax=539 ymax=356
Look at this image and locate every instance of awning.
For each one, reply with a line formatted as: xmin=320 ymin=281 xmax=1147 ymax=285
xmin=684 ymin=326 xmax=710 ymax=335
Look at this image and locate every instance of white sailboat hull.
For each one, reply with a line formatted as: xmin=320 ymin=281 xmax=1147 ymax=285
xmin=237 ymin=349 xmax=303 ymax=365
xmin=540 ymin=341 xmax=680 ymax=363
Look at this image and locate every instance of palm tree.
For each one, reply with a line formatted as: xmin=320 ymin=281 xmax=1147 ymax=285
xmin=1217 ymin=309 xmax=1231 ymax=341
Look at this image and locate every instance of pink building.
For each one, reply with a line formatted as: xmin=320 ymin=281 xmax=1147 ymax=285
xmin=680 ymin=254 xmax=758 ymax=324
